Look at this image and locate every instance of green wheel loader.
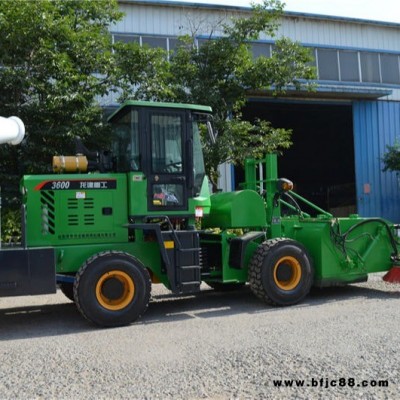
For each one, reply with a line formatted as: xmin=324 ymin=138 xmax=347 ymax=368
xmin=1 ymin=101 xmax=400 ymax=327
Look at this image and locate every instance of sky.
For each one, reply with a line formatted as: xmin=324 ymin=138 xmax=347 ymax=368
xmin=176 ymin=0 xmax=400 ymax=23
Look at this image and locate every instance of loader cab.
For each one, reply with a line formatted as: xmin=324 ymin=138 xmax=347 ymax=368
xmin=108 ymin=101 xmax=213 ymax=216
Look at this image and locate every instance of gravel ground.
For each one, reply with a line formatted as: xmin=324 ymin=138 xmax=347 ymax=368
xmin=1 ymin=274 xmax=400 ymax=400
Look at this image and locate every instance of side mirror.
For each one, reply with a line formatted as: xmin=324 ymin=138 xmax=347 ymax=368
xmin=207 ymin=121 xmax=216 ymax=144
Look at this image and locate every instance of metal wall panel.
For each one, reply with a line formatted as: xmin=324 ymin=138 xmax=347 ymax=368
xmin=353 ymin=100 xmax=400 ymax=221
xmin=117 ymin=4 xmax=400 ymax=52
xmin=270 ymin=16 xmax=400 ymax=52
xmin=116 ymin=3 xmax=237 ymax=37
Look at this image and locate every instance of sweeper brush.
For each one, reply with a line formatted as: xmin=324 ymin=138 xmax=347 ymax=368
xmin=383 ymin=265 xmax=400 ymax=283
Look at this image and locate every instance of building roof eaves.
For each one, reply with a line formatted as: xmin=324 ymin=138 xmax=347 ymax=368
xmin=118 ymin=0 xmax=400 ymax=29
xmin=247 ymin=85 xmax=393 ymax=100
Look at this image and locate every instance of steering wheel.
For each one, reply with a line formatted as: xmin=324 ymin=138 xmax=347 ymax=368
xmin=162 ymin=161 xmax=182 ymax=173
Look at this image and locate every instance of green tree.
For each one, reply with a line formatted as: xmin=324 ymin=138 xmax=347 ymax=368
xmin=113 ymin=41 xmax=172 ymax=102
xmin=382 ymin=141 xmax=400 ymax=173
xmin=0 ymin=0 xmax=170 ymax=207
xmin=164 ymin=0 xmax=316 ymax=188
xmin=0 ymin=0 xmax=119 ymax=205
xmin=0 ymin=0 xmax=123 ymax=148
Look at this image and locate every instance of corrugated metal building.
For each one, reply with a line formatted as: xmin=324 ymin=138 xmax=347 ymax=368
xmin=111 ymin=0 xmax=400 ymax=221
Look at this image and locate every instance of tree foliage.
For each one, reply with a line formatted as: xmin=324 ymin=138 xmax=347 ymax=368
xmin=0 ymin=0 xmax=122 ymax=154
xmin=382 ymin=141 xmax=400 ymax=173
xmin=0 ymin=0 xmax=118 ymax=207
xmin=121 ymin=0 xmax=316 ymax=187
xmin=113 ymin=41 xmax=172 ymax=102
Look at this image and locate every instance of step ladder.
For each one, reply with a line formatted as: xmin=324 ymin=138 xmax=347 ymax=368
xmin=161 ymin=230 xmax=202 ymax=294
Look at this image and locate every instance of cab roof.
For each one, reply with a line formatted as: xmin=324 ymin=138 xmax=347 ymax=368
xmin=108 ymin=100 xmax=212 ymax=122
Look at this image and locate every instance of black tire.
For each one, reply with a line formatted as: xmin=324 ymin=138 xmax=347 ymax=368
xmin=74 ymin=251 xmax=151 ymax=327
xmin=207 ymin=282 xmax=246 ymax=291
xmin=248 ymin=238 xmax=313 ymax=306
xmin=59 ymin=282 xmax=74 ymax=302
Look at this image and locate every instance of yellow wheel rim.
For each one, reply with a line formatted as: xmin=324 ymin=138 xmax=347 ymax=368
xmin=95 ymin=270 xmax=135 ymax=311
xmin=273 ymin=256 xmax=302 ymax=291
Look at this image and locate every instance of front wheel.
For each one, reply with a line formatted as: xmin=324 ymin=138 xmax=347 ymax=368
xmin=74 ymin=251 xmax=151 ymax=327
xmin=248 ymin=238 xmax=313 ymax=306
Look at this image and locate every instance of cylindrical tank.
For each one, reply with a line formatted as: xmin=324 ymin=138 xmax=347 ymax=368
xmin=52 ymin=155 xmax=89 ymax=173
xmin=0 ymin=116 xmax=25 ymax=145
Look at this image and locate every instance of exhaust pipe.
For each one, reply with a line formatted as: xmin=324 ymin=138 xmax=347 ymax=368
xmin=0 ymin=116 xmax=25 ymax=145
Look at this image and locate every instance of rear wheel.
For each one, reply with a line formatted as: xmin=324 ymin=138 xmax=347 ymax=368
xmin=74 ymin=251 xmax=151 ymax=327
xmin=249 ymin=238 xmax=313 ymax=306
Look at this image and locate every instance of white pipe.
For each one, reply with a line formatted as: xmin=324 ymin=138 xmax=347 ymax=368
xmin=0 ymin=116 xmax=25 ymax=145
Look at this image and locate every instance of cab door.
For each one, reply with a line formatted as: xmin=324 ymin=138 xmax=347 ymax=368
xmin=145 ymin=109 xmax=190 ymax=212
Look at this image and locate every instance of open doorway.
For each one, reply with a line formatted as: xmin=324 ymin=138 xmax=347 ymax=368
xmin=240 ymin=100 xmax=356 ymax=216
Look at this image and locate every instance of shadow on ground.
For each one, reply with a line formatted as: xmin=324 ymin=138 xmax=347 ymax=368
xmin=0 ymin=283 xmax=399 ymax=341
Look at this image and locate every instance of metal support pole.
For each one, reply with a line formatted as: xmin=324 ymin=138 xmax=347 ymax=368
xmin=265 ymin=153 xmax=282 ymax=237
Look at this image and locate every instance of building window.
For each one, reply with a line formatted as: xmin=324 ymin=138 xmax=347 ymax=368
xmin=112 ymin=33 xmax=400 ymax=87
xmin=141 ymin=36 xmax=167 ymax=50
xmin=169 ymin=37 xmax=186 ymax=52
xmin=339 ymin=50 xmax=360 ymax=82
xmin=360 ymin=52 xmax=380 ymax=83
xmin=251 ymin=43 xmax=271 ymax=59
xmin=380 ymin=54 xmax=400 ymax=84
xmin=306 ymin=47 xmax=317 ymax=67
xmin=317 ymin=49 xmax=339 ymax=81
xmin=113 ymin=34 xmax=139 ymax=44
